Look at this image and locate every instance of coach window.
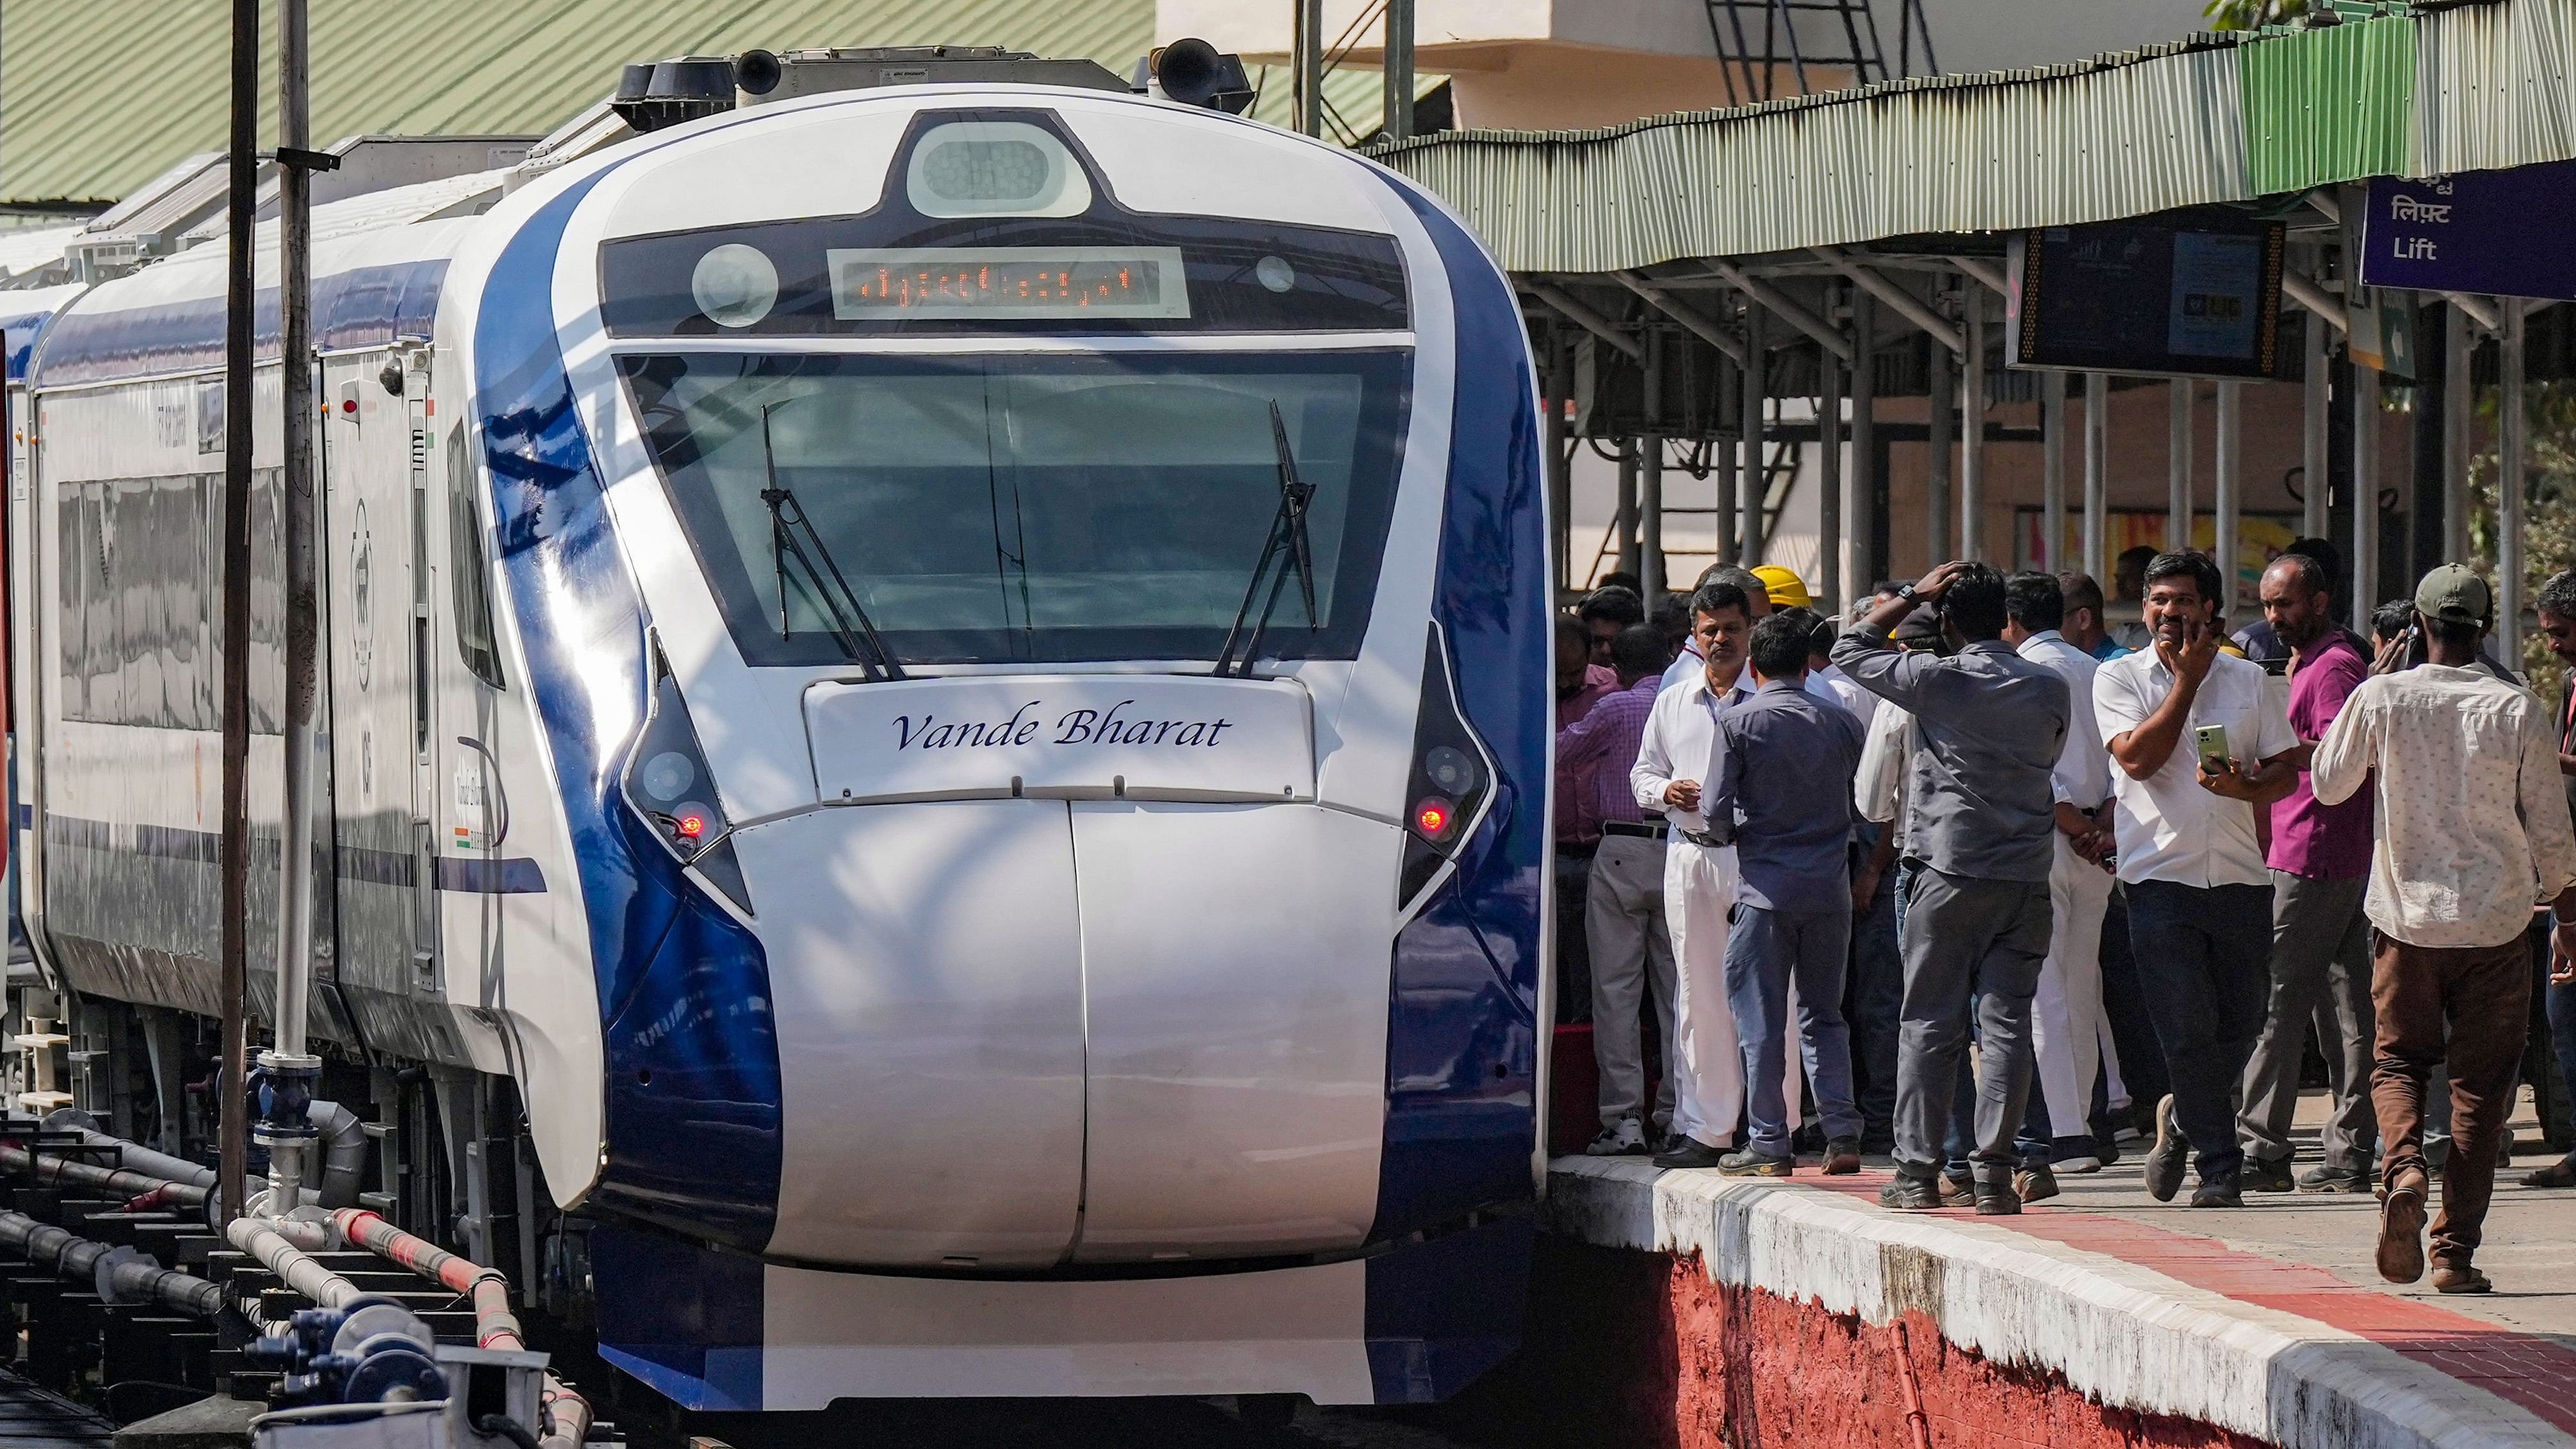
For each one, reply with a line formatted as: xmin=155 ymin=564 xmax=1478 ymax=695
xmin=446 ymin=428 xmax=504 ymax=690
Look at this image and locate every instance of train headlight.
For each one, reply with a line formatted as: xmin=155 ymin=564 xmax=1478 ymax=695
xmin=905 ymin=120 xmax=1092 ymax=219
xmin=620 ymin=651 xmax=753 ymax=914
xmin=691 ymin=243 xmax=778 ymax=328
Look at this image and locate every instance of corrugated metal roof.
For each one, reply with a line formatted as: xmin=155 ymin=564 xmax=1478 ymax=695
xmin=0 ymin=0 xmax=1157 ymax=204
xmin=1370 ymin=36 xmax=2257 ymax=274
xmin=2242 ymin=12 xmax=2415 ymax=192
xmin=1368 ymin=0 xmax=2575 ymax=275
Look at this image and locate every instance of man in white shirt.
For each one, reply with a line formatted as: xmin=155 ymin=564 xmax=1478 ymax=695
xmin=2093 ymin=552 xmax=2299 ymax=1208
xmin=2001 ymin=572 xmax=2117 ymax=1193
xmin=2312 ymin=564 xmax=2576 ymax=1295
xmin=1632 ymin=579 xmax=1758 ymax=1167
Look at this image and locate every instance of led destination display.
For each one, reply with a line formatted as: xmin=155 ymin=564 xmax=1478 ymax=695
xmin=827 ymin=246 xmax=1192 ymax=320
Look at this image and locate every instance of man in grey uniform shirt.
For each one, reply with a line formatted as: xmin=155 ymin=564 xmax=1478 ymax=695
xmin=1832 ymin=561 xmax=2070 ymax=1215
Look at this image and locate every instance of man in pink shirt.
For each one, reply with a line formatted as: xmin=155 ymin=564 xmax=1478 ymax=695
xmin=1556 ymin=616 xmax=1620 ymax=1025
xmin=2237 ymin=554 xmax=2378 ymax=1193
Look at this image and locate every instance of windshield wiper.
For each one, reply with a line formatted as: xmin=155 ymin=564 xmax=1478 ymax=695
xmin=1212 ymin=401 xmax=1321 ymax=678
xmin=759 ymin=404 xmax=906 ymax=682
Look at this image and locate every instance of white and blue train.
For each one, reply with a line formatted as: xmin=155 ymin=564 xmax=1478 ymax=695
xmin=4 ymin=54 xmax=1552 ymax=1413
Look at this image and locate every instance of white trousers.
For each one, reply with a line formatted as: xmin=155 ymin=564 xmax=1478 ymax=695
xmin=1663 ymin=842 xmax=1744 ymax=1148
xmin=2032 ymin=833 xmax=2113 ymax=1139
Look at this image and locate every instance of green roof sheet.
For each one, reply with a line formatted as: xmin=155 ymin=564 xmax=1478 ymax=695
xmin=0 ymin=0 xmax=1158 ymax=204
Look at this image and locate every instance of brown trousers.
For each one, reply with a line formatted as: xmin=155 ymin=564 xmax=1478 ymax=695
xmin=2371 ymin=931 xmax=2532 ymax=1265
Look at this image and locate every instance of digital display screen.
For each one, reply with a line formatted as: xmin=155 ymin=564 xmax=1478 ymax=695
xmin=2005 ymin=220 xmax=2285 ymax=380
xmin=828 ymin=246 xmax=1191 ymax=321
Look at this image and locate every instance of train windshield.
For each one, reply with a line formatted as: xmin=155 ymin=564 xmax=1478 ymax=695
xmin=621 ymin=350 xmax=1408 ymax=667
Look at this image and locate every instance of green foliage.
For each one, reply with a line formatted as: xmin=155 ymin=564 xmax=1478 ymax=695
xmin=2465 ymin=381 xmax=2576 ymax=698
xmin=2206 ymin=0 xmax=2312 ymax=29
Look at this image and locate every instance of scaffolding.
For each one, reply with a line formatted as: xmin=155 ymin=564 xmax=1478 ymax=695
xmin=1702 ymin=0 xmax=1938 ymax=105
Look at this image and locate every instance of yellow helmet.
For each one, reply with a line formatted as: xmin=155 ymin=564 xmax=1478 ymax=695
xmin=1751 ymin=564 xmax=1813 ymax=610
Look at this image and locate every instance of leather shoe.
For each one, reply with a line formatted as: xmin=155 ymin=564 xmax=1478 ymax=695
xmin=1878 ymin=1175 xmax=1942 ymax=1210
xmin=2189 ymin=1178 xmax=2242 ymax=1208
xmin=1718 ymin=1148 xmax=1793 ymax=1177
xmin=1972 ymin=1180 xmax=2022 ymax=1215
xmin=2141 ymin=1094 xmax=2185 ymax=1203
xmin=1654 ymin=1137 xmax=1730 ymax=1171
xmin=1821 ymin=1137 xmax=1862 ymax=1175
xmin=2014 ymin=1165 xmax=2060 ymax=1204
xmin=2241 ymin=1156 xmax=2294 ymax=1193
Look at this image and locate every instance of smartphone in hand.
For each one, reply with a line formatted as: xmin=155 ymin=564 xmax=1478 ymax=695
xmin=2193 ymin=723 xmax=2232 ymax=775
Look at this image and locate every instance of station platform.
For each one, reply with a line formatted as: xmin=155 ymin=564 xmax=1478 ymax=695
xmin=1518 ymin=1098 xmax=2576 ymax=1449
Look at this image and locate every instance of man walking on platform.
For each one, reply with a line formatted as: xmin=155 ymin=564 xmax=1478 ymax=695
xmin=1559 ymin=625 xmax=1678 ymax=1157
xmin=2095 ymin=552 xmax=2299 ymax=1209
xmin=2001 ymin=572 xmax=2116 ymax=1185
xmin=1705 ymin=612 xmax=1868 ymax=1175
xmin=1635 ymin=581 xmax=1760 ymax=1168
xmin=2313 ymin=565 xmax=2576 ymax=1293
xmin=2525 ymin=571 xmax=2576 ymax=1190
xmin=1833 ymin=563 xmax=2068 ymax=1215
xmin=2237 ymin=553 xmax=2379 ymax=1194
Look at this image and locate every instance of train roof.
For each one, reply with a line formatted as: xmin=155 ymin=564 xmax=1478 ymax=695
xmin=22 ymin=168 xmax=508 ymax=390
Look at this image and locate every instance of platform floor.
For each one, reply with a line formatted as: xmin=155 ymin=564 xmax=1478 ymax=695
xmin=2030 ymin=1089 xmax=2576 ymax=1348
xmin=1573 ymin=1084 xmax=2576 ymax=1444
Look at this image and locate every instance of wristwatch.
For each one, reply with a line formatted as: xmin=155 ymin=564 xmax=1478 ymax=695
xmin=1895 ymin=583 xmax=1919 ymax=604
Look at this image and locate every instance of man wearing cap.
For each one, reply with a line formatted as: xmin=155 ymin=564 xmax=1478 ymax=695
xmin=2312 ymin=564 xmax=2576 ymax=1293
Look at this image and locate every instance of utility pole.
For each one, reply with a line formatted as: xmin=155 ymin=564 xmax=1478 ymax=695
xmin=1294 ymin=0 xmax=1324 ymax=138
xmin=218 ymin=0 xmax=257 ymax=1228
xmin=1383 ymin=0 xmax=1416 ymax=142
xmin=262 ymin=0 xmax=326 ymax=1212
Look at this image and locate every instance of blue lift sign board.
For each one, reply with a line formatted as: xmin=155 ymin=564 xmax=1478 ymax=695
xmin=2362 ymin=160 xmax=2576 ymax=300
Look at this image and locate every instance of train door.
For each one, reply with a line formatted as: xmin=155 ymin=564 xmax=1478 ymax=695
xmin=415 ymin=358 xmax=510 ymax=1008
xmin=323 ymin=351 xmax=441 ymax=1023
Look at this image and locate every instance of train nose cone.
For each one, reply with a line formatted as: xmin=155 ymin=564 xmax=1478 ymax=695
xmin=730 ymin=799 xmax=1401 ymax=1270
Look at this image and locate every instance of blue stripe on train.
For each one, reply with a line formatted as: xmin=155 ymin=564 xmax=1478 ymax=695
xmin=29 ymin=260 xmax=449 ymax=387
xmin=1362 ymin=182 xmax=1548 ymax=1402
xmin=472 ymin=176 xmax=786 ymax=1313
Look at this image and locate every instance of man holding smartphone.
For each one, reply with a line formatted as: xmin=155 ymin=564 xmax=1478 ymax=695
xmin=2093 ymin=552 xmax=2300 ymax=1208
xmin=2312 ymin=565 xmax=2576 ymax=1292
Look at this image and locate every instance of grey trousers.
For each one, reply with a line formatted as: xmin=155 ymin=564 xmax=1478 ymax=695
xmin=1894 ymin=865 xmax=2053 ymax=1182
xmin=1587 ymin=835 xmax=1678 ymax=1128
xmin=2238 ymin=871 xmax=2377 ymax=1171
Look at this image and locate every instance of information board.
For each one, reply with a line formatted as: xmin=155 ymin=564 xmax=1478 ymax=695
xmin=2362 ymin=161 xmax=2576 ymax=301
xmin=2005 ymin=219 xmax=2287 ymax=379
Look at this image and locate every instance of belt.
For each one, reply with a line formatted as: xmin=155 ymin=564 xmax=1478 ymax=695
xmin=1678 ymin=829 xmax=1729 ymax=849
xmin=1601 ymin=820 xmax=1669 ymax=840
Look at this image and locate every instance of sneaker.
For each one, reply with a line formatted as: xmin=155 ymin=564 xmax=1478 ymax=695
xmin=1586 ymin=1117 xmax=1648 ymax=1157
xmin=2298 ymin=1165 xmax=2374 ymax=1194
xmin=2189 ymin=1178 xmax=2243 ymax=1208
xmin=2014 ymin=1165 xmax=2061 ymax=1203
xmin=2141 ymin=1095 xmax=2185 ymax=1203
xmin=2056 ymin=1154 xmax=2104 ymax=1175
xmin=1936 ymin=1172 xmax=1975 ymax=1205
xmin=2241 ymin=1156 xmax=2296 ymax=1193
xmin=1879 ymin=1174 xmax=1943 ymax=1210
xmin=1718 ymin=1148 xmax=1794 ymax=1177
xmin=1821 ymin=1137 xmax=1862 ymax=1175
xmin=2377 ymin=1167 xmax=2428 ymax=1284
xmin=1654 ymin=1137 xmax=1731 ymax=1171
xmin=1972 ymin=1180 xmax=2023 ymax=1215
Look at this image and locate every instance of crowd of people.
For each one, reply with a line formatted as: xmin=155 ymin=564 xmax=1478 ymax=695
xmin=1551 ymin=542 xmax=2576 ymax=1294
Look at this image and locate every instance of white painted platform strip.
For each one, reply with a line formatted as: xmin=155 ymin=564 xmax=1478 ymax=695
xmin=1547 ymin=1158 xmax=2574 ymax=1449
